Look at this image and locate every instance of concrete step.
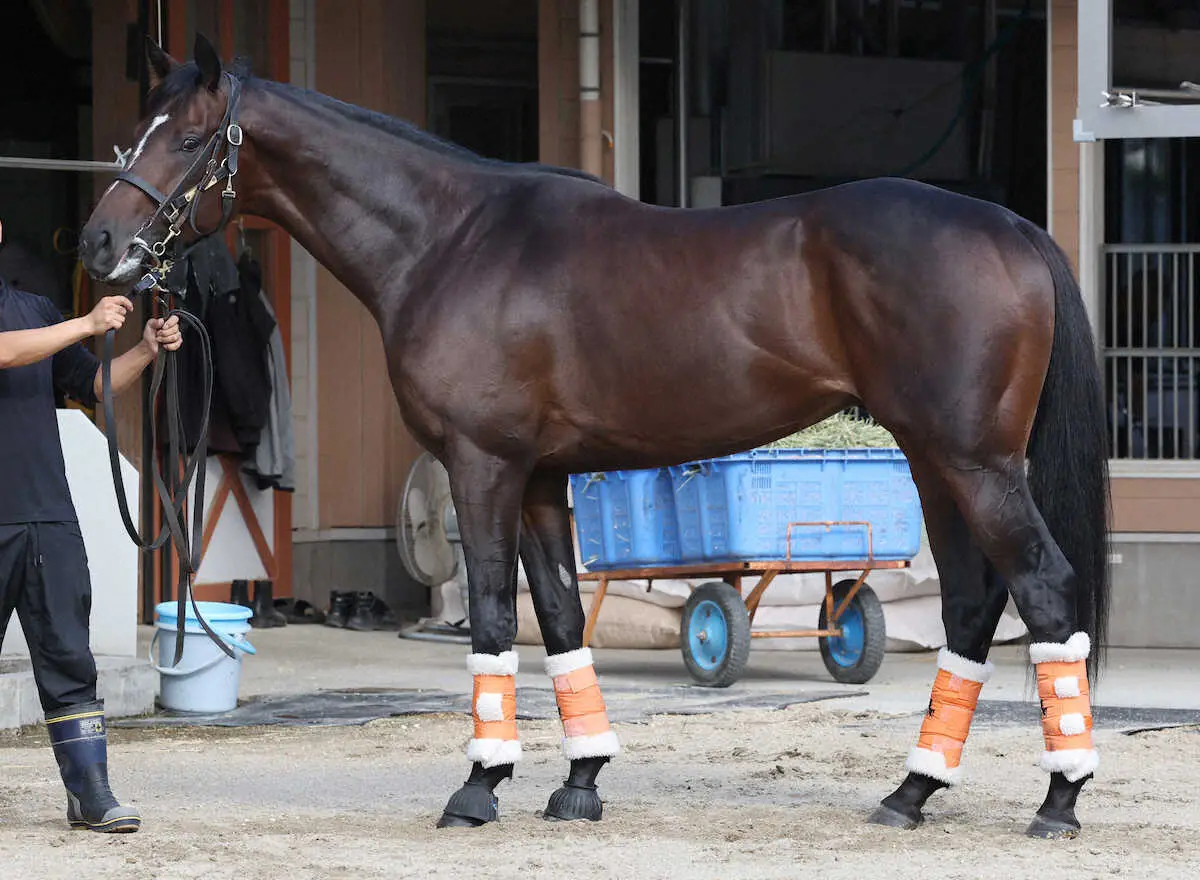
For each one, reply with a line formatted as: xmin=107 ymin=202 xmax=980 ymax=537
xmin=0 ymin=656 xmax=158 ymax=730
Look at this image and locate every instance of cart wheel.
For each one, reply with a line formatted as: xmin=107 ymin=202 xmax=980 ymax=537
xmin=680 ymin=581 xmax=752 ymax=688
xmin=818 ymin=579 xmax=886 ymax=684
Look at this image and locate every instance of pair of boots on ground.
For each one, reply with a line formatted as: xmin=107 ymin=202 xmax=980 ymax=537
xmin=43 ymin=699 xmax=140 ymax=833
xmin=325 ymin=590 xmax=396 ymax=631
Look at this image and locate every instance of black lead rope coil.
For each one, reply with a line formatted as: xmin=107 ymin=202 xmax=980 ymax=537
xmin=101 ymin=272 xmax=236 ymax=664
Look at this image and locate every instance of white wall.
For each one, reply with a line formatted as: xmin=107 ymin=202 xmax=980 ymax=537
xmin=190 ymin=456 xmax=275 ymax=584
xmin=2 ymin=410 xmax=139 ymax=659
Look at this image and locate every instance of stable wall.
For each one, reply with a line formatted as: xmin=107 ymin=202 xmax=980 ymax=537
xmin=287 ymin=0 xmax=429 ymax=615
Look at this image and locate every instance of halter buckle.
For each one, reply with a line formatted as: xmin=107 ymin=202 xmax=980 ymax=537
xmin=226 ymin=123 xmax=244 ymax=147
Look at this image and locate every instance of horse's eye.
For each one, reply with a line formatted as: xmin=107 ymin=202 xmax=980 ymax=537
xmin=181 ymin=136 xmax=201 ymax=152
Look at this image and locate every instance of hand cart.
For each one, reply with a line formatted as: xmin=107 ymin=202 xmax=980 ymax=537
xmin=577 ymin=520 xmax=908 ymax=688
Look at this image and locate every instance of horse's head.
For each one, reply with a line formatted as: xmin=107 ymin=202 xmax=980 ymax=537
xmin=81 ymin=33 xmax=244 ymax=285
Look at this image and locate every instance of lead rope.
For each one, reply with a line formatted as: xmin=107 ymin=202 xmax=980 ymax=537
xmin=101 ymin=269 xmax=235 ymax=663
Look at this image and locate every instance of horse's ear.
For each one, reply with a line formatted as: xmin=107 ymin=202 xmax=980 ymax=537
xmin=145 ymin=37 xmax=179 ymax=89
xmin=193 ymin=32 xmax=222 ymax=91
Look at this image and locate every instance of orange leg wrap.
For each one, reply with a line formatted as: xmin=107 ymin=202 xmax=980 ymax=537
xmin=465 ymin=652 xmax=521 ymax=767
xmin=1028 ymin=632 xmax=1098 ymax=781
xmin=905 ymin=648 xmax=993 ymax=785
xmin=472 ymin=674 xmax=518 ymax=742
xmin=916 ymin=669 xmax=983 ymax=770
xmin=544 ymin=648 xmax=620 ymax=760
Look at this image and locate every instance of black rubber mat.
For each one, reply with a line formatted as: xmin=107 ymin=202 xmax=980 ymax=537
xmin=110 ymin=684 xmax=864 ymax=729
xmin=971 ymin=700 xmax=1200 ymax=732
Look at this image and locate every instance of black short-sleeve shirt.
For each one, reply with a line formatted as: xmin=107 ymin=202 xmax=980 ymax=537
xmin=0 ymin=278 xmax=101 ymax=524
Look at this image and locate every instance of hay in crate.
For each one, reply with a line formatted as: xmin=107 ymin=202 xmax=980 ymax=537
xmin=764 ymin=412 xmax=929 ymax=550
xmin=765 ymin=411 xmax=899 ymax=450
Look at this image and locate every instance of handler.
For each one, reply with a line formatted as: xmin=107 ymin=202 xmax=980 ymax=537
xmin=0 ymin=220 xmax=181 ymax=833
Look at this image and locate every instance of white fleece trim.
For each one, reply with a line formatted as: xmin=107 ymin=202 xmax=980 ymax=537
xmin=1059 ymin=713 xmax=1088 ymax=736
xmin=466 ymin=651 xmax=519 ymax=677
xmin=545 ymin=648 xmax=594 ymax=678
xmin=937 ymin=648 xmax=994 ymax=684
xmin=474 ymin=692 xmax=506 ymax=723
xmin=467 ymin=737 xmax=522 ymax=768
xmin=562 ymin=730 xmax=621 ymax=761
xmin=1039 ymin=748 xmax=1099 ymax=782
xmin=1054 ymin=676 xmax=1081 ymax=698
xmin=1028 ymin=632 xmax=1090 ymax=665
xmin=905 ymin=746 xmax=963 ymax=786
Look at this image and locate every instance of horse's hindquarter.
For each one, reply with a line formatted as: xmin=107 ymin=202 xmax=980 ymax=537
xmin=800 ymin=178 xmax=1057 ymax=455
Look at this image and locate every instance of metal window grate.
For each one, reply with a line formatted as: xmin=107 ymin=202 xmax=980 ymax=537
xmin=1103 ymin=244 xmax=1200 ymax=460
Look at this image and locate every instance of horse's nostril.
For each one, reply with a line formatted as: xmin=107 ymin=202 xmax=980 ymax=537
xmin=81 ymin=227 xmax=113 ymax=259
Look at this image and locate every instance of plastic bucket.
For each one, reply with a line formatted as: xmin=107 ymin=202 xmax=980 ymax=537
xmin=150 ymin=601 xmax=257 ymax=713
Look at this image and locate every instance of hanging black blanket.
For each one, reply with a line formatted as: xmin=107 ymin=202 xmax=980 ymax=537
xmin=161 ymin=237 xmax=275 ymax=458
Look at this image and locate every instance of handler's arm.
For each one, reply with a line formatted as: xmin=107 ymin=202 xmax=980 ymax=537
xmin=89 ymin=314 xmax=184 ymax=399
xmin=95 ymin=338 xmax=155 ymax=399
xmin=0 ymin=319 xmax=94 ymax=370
xmin=0 ymin=295 xmax=131 ymax=370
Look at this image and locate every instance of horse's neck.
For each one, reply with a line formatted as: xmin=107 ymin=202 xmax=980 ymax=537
xmin=238 ymin=82 xmax=477 ymax=321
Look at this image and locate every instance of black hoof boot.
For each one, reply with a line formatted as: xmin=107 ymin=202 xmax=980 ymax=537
xmin=1026 ymin=772 xmax=1089 ymax=839
xmin=868 ymin=772 xmax=947 ymax=830
xmin=437 ymin=763 xmax=513 ymax=828
xmin=543 ymin=756 xmax=608 ymax=822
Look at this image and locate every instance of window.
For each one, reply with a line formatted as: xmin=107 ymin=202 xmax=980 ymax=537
xmin=1077 ymin=1 xmax=1200 ymax=141
xmin=1103 ymin=139 xmax=1200 ymax=461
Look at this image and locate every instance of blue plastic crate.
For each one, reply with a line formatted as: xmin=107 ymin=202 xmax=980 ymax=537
xmin=669 ymin=460 xmax=730 ymax=563
xmin=569 ymin=469 xmax=681 ymax=570
xmin=673 ymin=449 xmax=922 ymax=562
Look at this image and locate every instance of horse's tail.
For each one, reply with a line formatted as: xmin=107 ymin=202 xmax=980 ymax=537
xmin=1015 ymin=218 xmax=1112 ymax=683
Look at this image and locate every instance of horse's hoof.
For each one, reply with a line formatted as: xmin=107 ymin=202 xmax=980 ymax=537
xmin=542 ymin=783 xmax=603 ymax=822
xmin=1025 ymin=813 xmax=1081 ymax=840
xmin=436 ymin=782 xmax=499 ymax=829
xmin=867 ymin=804 xmax=922 ymax=830
xmin=436 ymin=811 xmax=488 ymax=828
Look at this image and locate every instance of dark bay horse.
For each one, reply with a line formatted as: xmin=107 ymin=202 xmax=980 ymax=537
xmin=81 ymin=36 xmax=1110 ymax=839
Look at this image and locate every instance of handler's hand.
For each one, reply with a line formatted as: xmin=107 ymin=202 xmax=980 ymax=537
xmin=87 ymin=295 xmax=133 ymax=335
xmin=144 ymin=315 xmax=183 ymax=354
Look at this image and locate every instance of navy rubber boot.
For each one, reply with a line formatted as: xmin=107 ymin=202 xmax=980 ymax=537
xmin=45 ymin=701 xmax=141 ymax=833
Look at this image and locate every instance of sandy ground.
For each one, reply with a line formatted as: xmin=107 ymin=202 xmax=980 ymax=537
xmin=0 ymin=704 xmax=1196 ymax=880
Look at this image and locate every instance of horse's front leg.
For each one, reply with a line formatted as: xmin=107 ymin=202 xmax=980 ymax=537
xmin=519 ymin=471 xmax=619 ymax=822
xmin=435 ymin=444 xmax=530 ymax=829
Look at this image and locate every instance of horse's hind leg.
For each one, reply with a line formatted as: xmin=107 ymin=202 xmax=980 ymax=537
xmin=519 ymin=470 xmax=619 ymax=822
xmin=936 ymin=458 xmax=1098 ymax=839
xmin=869 ymin=458 xmax=1011 ymax=830
xmin=435 ymin=444 xmax=529 ymax=829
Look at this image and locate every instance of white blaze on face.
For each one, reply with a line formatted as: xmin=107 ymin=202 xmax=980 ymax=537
xmin=129 ymin=113 xmax=171 ymax=169
xmin=101 ymin=112 xmax=172 ymax=281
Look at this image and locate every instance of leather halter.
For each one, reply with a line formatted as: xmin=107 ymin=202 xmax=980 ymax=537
xmin=115 ymin=71 xmax=245 ymax=276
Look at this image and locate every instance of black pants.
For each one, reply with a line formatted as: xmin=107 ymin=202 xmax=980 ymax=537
xmin=0 ymin=523 xmax=98 ymax=712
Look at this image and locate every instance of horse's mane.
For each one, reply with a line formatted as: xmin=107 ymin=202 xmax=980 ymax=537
xmin=147 ymin=58 xmax=603 ymax=184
